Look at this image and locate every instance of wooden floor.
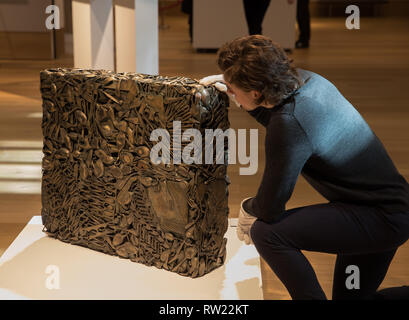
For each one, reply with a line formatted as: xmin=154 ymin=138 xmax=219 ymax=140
xmin=0 ymin=14 xmax=408 ymax=300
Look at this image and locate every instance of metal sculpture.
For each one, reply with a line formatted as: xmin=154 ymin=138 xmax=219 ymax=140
xmin=40 ymin=68 xmax=230 ymax=278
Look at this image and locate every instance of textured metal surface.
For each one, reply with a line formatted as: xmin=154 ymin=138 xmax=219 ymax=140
xmin=40 ymin=68 xmax=230 ymax=278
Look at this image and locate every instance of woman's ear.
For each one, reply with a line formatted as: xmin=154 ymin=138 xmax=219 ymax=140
xmin=251 ymin=90 xmax=262 ymax=100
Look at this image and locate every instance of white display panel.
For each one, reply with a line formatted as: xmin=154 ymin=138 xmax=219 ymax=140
xmin=72 ymin=0 xmax=115 ymax=70
xmin=72 ymin=0 xmax=158 ymax=74
xmin=115 ymin=0 xmax=137 ymax=73
xmin=134 ymin=0 xmax=159 ymax=75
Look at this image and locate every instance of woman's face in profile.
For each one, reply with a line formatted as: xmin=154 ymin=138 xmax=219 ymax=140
xmin=224 ymin=80 xmax=274 ymax=111
xmin=224 ymin=81 xmax=259 ymax=111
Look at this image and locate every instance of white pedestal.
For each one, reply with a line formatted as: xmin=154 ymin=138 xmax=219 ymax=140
xmin=72 ymin=0 xmax=115 ymax=70
xmin=72 ymin=0 xmax=158 ymax=74
xmin=193 ymin=0 xmax=297 ymax=50
xmin=0 ymin=217 xmax=263 ymax=300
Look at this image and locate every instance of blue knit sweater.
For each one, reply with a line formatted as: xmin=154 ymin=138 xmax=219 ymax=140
xmin=244 ymin=68 xmax=409 ymax=223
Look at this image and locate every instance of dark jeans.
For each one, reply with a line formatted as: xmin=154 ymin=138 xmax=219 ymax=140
xmin=297 ymin=0 xmax=310 ymax=42
xmin=250 ymin=201 xmax=409 ymax=300
xmin=243 ymin=0 xmax=271 ymax=35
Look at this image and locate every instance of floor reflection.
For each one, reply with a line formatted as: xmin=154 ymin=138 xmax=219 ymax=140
xmin=0 ymin=181 xmax=41 ymax=194
xmin=0 ymin=140 xmax=42 ymax=194
xmin=26 ymin=112 xmax=42 ymax=119
xmin=0 ymin=141 xmax=42 ymax=149
xmin=0 ymin=150 xmax=42 ymax=163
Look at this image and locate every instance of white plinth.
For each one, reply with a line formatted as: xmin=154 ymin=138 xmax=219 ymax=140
xmin=0 ymin=217 xmax=263 ymax=300
xmin=72 ymin=0 xmax=159 ymax=74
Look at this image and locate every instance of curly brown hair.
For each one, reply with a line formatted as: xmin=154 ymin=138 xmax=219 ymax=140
xmin=217 ymin=35 xmax=303 ymax=106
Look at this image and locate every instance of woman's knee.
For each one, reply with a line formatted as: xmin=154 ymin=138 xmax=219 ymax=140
xmin=250 ymin=219 xmax=283 ymax=249
xmin=250 ymin=220 xmax=266 ymax=244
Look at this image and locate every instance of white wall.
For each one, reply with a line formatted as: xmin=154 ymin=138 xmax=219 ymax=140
xmin=0 ymin=0 xmax=66 ymax=32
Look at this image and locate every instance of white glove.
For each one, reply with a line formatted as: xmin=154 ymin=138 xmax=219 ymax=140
xmin=199 ymin=74 xmax=227 ymax=92
xmin=237 ymin=197 xmax=258 ymax=245
xmin=199 ymin=74 xmax=241 ymax=108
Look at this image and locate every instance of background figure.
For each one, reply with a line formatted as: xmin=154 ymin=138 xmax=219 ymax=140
xmin=296 ymin=0 xmax=310 ymax=48
xmin=181 ymin=0 xmax=193 ymax=42
xmin=243 ymin=0 xmax=271 ymax=35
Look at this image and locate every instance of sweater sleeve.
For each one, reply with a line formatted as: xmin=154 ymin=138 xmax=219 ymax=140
xmin=248 ymin=113 xmax=314 ymax=223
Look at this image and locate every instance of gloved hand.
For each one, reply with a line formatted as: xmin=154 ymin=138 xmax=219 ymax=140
xmin=199 ymin=74 xmax=241 ymax=108
xmin=237 ymin=197 xmax=258 ymax=245
xmin=199 ymin=74 xmax=227 ymax=92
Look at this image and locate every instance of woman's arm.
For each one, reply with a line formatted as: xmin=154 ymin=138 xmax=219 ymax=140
xmin=248 ymin=113 xmax=313 ymax=223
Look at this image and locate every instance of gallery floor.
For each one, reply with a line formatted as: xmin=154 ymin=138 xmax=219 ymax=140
xmin=0 ymin=13 xmax=408 ymax=300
